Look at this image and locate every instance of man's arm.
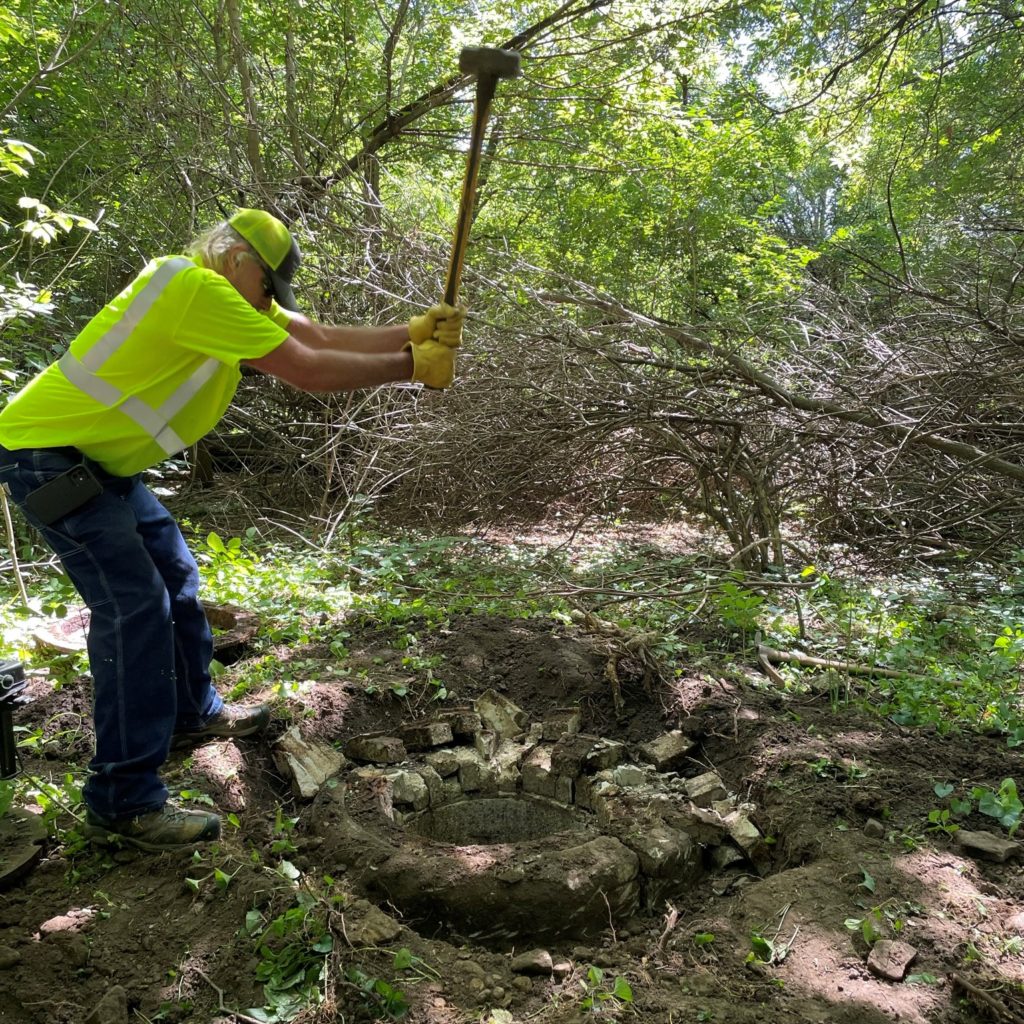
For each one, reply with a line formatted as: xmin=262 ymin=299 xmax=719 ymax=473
xmin=285 ymin=312 xmax=410 ymax=354
xmin=246 ymin=335 xmax=413 ymax=391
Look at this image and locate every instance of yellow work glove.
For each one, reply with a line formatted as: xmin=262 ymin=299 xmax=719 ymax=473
xmin=408 ymin=338 xmax=456 ymax=389
xmin=407 ymin=302 xmax=465 ymax=346
xmin=433 ymin=304 xmax=466 ymax=348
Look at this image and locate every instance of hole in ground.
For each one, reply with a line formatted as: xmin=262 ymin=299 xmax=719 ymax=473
xmin=407 ymin=795 xmax=583 ymax=844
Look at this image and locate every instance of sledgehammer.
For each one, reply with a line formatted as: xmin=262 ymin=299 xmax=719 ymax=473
xmin=443 ymin=46 xmax=522 ymax=306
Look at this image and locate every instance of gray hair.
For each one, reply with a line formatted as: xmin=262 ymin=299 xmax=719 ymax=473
xmin=188 ymin=221 xmax=262 ymax=273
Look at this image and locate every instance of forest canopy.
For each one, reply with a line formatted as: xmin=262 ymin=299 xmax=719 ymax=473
xmin=2 ymin=0 xmax=1023 ymax=563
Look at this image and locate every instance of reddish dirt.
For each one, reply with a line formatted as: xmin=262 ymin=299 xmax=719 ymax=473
xmin=1 ymin=612 xmax=1022 ymax=1023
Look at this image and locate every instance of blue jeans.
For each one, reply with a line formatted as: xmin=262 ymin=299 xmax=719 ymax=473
xmin=0 ymin=446 xmax=222 ymax=819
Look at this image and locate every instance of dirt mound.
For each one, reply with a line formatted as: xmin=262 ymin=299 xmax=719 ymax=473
xmin=1 ymin=613 xmax=1022 ymax=1023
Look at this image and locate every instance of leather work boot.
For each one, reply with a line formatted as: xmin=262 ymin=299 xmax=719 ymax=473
xmin=172 ymin=702 xmax=271 ymax=749
xmin=82 ymin=803 xmax=221 ymax=852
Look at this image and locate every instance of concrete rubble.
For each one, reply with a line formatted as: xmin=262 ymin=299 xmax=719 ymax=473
xmin=273 ymin=726 xmax=346 ymax=800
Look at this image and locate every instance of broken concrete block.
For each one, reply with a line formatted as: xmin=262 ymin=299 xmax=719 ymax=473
xmin=542 ymin=708 xmax=582 ymax=741
xmin=586 ymin=739 xmax=627 ymax=772
xmin=424 ymin=750 xmax=460 ymax=778
xmin=684 ymin=772 xmax=727 ymax=808
xmin=712 ymin=844 xmax=745 ymax=869
xmin=554 ymin=775 xmax=575 ymax=804
xmin=637 ymin=731 xmax=695 ymax=771
xmin=476 ymin=689 xmax=529 ymax=739
xmin=389 ymin=770 xmax=430 ymax=810
xmin=437 ymin=707 xmax=483 ymax=738
xmin=589 ymin=781 xmax=622 ymax=824
xmin=344 ymin=734 xmax=407 ymax=764
xmin=612 ymin=764 xmax=646 ymax=788
xmin=399 ymin=720 xmax=454 ymax=751
xmin=867 ymin=940 xmax=917 ymax=981
xmin=956 ymin=830 xmax=1024 ymax=863
xmin=551 ymin=733 xmax=601 ymax=776
xmin=417 ymin=764 xmax=446 ymax=806
xmin=620 ymin=823 xmax=696 ymax=878
xmin=451 ymin=747 xmax=494 ymax=793
xmin=492 ymin=741 xmax=526 ymax=793
xmin=272 ymin=726 xmax=346 ymax=801
xmin=474 ymin=730 xmax=498 ymax=761
xmin=727 ymin=814 xmax=771 ymax=874
xmin=727 ymin=814 xmax=763 ymax=852
xmin=522 ymin=745 xmax=556 ymax=798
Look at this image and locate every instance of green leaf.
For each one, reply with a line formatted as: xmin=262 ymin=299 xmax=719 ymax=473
xmin=612 ymin=976 xmax=634 ymax=1002
xmin=278 ymin=860 xmax=301 ymax=880
xmin=860 ymin=867 xmax=876 ymax=892
xmin=393 ymin=948 xmax=414 ymax=970
xmin=933 ymin=782 xmax=955 ymax=799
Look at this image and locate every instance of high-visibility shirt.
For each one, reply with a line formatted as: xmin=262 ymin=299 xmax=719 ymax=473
xmin=0 ymin=255 xmax=291 ymax=476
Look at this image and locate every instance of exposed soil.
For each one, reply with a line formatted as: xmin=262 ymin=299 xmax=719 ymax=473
xmin=2 ymin=610 xmax=1024 ymax=1024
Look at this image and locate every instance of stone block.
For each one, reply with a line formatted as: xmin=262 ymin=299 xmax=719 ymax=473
xmin=390 ymin=770 xmax=430 ymax=810
xmin=621 ymin=823 xmax=696 ymax=878
xmin=424 ymin=750 xmax=460 ymax=778
xmin=474 ymin=730 xmax=499 ymax=761
xmin=451 ymin=747 xmax=494 ymax=793
xmin=399 ymin=720 xmax=454 ymax=751
xmin=612 ymin=765 xmax=646 ymax=788
xmin=551 ymin=734 xmax=601 ymax=777
xmin=344 ymin=734 xmax=407 ymax=765
xmin=476 ymin=689 xmax=529 ymax=739
xmin=727 ymin=814 xmax=771 ymax=874
xmin=542 ymin=708 xmax=581 ymax=741
xmin=636 ymin=731 xmax=695 ymax=771
xmin=684 ymin=772 xmax=727 ymax=808
xmin=493 ymin=741 xmax=526 ymax=793
xmin=574 ymin=774 xmax=595 ymax=810
xmin=522 ymin=746 xmax=556 ymax=799
xmin=272 ymin=726 xmax=346 ymax=801
xmin=554 ymin=776 xmax=575 ymax=804
xmin=438 ymin=707 xmax=483 ymax=738
xmin=590 ymin=781 xmax=621 ymax=825
xmin=712 ymin=844 xmax=745 ymax=869
xmin=586 ymin=739 xmax=627 ymax=771
xmin=417 ymin=764 xmax=447 ymax=807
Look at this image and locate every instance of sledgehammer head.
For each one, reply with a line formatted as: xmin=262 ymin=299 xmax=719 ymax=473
xmin=459 ymin=46 xmax=522 ymax=80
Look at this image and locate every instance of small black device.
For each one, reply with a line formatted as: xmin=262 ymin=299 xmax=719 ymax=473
xmin=0 ymin=660 xmax=27 ymax=779
xmin=23 ymin=463 xmax=102 ymax=526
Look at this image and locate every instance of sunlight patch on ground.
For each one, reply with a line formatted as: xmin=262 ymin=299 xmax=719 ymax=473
xmin=894 ymin=849 xmax=1024 ymax=983
xmin=451 ymin=844 xmax=507 ymax=874
xmin=775 ymin=921 xmax=943 ymax=1024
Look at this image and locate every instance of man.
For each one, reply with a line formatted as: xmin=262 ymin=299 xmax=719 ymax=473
xmin=0 ymin=208 xmax=464 ymax=851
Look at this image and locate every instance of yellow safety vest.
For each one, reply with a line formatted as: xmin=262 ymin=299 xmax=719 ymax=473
xmin=0 ymin=255 xmax=290 ymax=475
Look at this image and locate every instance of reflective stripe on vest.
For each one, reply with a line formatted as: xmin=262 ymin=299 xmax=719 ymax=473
xmin=57 ymin=257 xmax=213 ymax=457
